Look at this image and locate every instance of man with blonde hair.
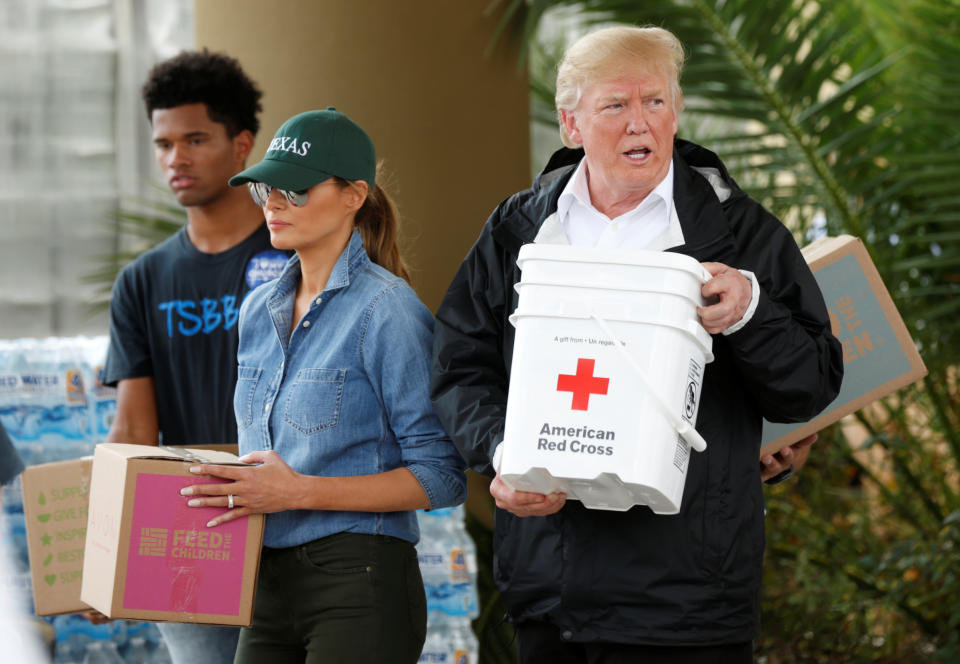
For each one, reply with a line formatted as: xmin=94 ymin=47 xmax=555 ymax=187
xmin=432 ymin=25 xmax=842 ymax=662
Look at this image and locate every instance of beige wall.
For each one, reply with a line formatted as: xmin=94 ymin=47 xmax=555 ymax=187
xmin=195 ymin=0 xmax=531 ymax=311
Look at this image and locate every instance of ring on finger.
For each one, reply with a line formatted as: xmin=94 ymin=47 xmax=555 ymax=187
xmin=227 ymin=494 xmax=235 ymax=509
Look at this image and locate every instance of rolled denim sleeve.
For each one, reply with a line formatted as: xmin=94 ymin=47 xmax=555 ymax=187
xmin=361 ymin=284 xmax=467 ymax=509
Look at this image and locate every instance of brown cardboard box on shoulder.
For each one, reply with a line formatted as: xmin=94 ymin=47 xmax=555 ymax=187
xmin=760 ymin=235 xmax=927 ymax=458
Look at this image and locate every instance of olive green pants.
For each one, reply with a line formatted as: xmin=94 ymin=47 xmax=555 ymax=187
xmin=234 ymin=533 xmax=427 ymax=664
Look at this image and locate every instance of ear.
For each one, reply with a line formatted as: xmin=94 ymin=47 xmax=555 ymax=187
xmin=560 ymin=109 xmax=584 ymax=146
xmin=343 ymin=180 xmax=369 ymax=213
xmin=232 ymin=129 xmax=256 ymax=166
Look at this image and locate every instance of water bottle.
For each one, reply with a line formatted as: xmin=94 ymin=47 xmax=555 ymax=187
xmin=424 ymin=581 xmax=478 ymax=618
xmin=56 ymin=631 xmax=88 ymax=663
xmin=417 ymin=506 xmax=479 ymax=620
xmin=417 ymin=508 xmax=476 ymax=584
xmin=81 ymin=640 xmax=124 ymax=664
xmin=52 ymin=614 xmax=115 ymax=663
xmin=150 ymin=638 xmax=174 ymax=664
xmin=124 ymin=636 xmax=150 ymax=664
xmin=419 ymin=621 xmax=478 ymax=663
xmin=417 ymin=505 xmax=464 ymax=541
xmin=79 ymin=336 xmax=115 ymax=444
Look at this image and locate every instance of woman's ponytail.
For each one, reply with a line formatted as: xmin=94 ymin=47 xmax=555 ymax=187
xmin=339 ymin=164 xmax=410 ymax=283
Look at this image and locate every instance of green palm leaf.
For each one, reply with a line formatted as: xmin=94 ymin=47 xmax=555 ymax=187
xmin=83 ymin=191 xmax=186 ymax=313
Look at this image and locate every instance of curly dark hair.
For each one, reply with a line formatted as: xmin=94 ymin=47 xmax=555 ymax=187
xmin=142 ymin=49 xmax=263 ymax=137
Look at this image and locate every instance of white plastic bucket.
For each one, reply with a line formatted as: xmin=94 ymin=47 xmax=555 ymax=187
xmin=500 ymin=244 xmax=714 ymax=514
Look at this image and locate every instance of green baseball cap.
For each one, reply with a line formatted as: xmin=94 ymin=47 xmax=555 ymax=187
xmin=229 ymin=107 xmax=375 ymax=190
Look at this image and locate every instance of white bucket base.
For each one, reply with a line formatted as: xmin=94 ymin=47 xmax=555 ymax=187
xmin=502 ymin=467 xmax=682 ymax=514
xmin=500 ymin=314 xmax=706 ymax=514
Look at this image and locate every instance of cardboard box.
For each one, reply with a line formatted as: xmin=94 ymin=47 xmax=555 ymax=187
xmin=760 ymin=235 xmax=927 ymax=458
xmin=21 ymin=458 xmax=93 ymax=616
xmin=80 ymin=443 xmax=263 ymax=625
xmin=168 ymin=443 xmax=239 ymax=455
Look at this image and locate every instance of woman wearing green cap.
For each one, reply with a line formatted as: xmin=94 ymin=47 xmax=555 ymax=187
xmin=180 ymin=108 xmax=467 ymax=663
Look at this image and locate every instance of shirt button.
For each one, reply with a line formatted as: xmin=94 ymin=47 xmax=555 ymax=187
xmin=315 ymin=297 xmax=323 ymax=305
xmin=264 ymin=403 xmax=270 ymax=412
xmin=561 ymin=630 xmax=573 ymax=641
xmin=303 ymin=320 xmax=311 ymax=328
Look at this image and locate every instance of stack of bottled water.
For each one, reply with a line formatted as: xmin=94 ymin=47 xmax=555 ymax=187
xmin=416 ymin=505 xmax=479 ymax=663
xmin=50 ymin=615 xmax=171 ymax=664
xmin=0 ymin=336 xmax=168 ymax=663
xmin=0 ymin=336 xmax=112 ymax=590
xmin=0 ymin=336 xmax=115 ymax=462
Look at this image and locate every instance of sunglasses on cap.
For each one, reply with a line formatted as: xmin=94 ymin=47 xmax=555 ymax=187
xmin=247 ymin=182 xmax=309 ymax=208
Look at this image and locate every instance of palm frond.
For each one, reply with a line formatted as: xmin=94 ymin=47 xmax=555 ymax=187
xmin=83 ymin=191 xmax=186 ymax=313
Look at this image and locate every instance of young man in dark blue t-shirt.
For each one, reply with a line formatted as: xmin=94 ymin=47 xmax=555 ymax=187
xmin=99 ymin=50 xmax=288 ymax=664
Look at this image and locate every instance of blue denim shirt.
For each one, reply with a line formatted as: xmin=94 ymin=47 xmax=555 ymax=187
xmin=235 ymin=230 xmax=466 ymax=548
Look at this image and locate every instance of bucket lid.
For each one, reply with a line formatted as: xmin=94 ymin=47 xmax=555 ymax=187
xmin=508 ymin=304 xmax=714 ymax=362
xmin=517 ymin=244 xmax=711 ymax=282
xmin=514 ymin=279 xmax=705 ymax=307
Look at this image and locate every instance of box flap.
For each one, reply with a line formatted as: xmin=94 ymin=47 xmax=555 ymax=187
xmin=22 ymin=457 xmax=94 ymax=478
xmin=800 ymin=234 xmax=857 ymax=265
xmin=96 ymin=443 xmax=246 ymax=466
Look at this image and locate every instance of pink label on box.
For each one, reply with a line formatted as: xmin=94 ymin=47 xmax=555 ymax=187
xmin=123 ymin=473 xmax=249 ymax=616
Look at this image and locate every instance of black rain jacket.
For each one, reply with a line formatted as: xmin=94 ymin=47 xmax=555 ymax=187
xmin=430 ymin=140 xmax=843 ymax=645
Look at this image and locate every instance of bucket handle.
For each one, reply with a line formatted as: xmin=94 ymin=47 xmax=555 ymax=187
xmin=590 ymin=313 xmax=708 ymax=453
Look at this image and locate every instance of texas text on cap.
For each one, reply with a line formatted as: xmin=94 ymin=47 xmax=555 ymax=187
xmin=229 ymin=107 xmax=375 ymax=191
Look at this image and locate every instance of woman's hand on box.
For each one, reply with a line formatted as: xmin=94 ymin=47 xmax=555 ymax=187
xmin=490 ymin=472 xmax=566 ymax=518
xmin=180 ymin=450 xmax=306 ymax=527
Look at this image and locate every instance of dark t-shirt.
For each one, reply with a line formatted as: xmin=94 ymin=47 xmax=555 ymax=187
xmin=104 ymin=224 xmax=289 ymax=445
xmin=0 ymin=421 xmax=24 ymax=485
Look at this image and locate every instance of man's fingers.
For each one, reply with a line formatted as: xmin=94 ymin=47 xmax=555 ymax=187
xmin=699 ymin=263 xmax=750 ymax=333
xmin=760 ymin=452 xmax=789 ymax=481
xmin=519 ymin=493 xmax=566 ymax=517
xmin=700 ymin=262 xmax=727 ymax=277
xmin=490 ymin=475 xmax=566 ymax=516
xmin=699 ymin=304 xmax=737 ymax=334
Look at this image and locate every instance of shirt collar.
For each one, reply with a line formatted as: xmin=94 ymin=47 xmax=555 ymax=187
xmin=324 ymin=228 xmax=366 ymax=292
xmin=269 ymin=228 xmax=366 ymax=307
xmin=557 ymin=158 xmax=675 ymax=221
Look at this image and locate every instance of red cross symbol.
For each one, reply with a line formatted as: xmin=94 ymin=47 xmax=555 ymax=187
xmin=556 ymin=358 xmax=609 ymax=411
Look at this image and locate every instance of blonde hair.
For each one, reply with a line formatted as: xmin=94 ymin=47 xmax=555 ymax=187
xmin=555 ymin=26 xmax=686 ymax=147
xmin=336 ymin=163 xmax=410 ymax=283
